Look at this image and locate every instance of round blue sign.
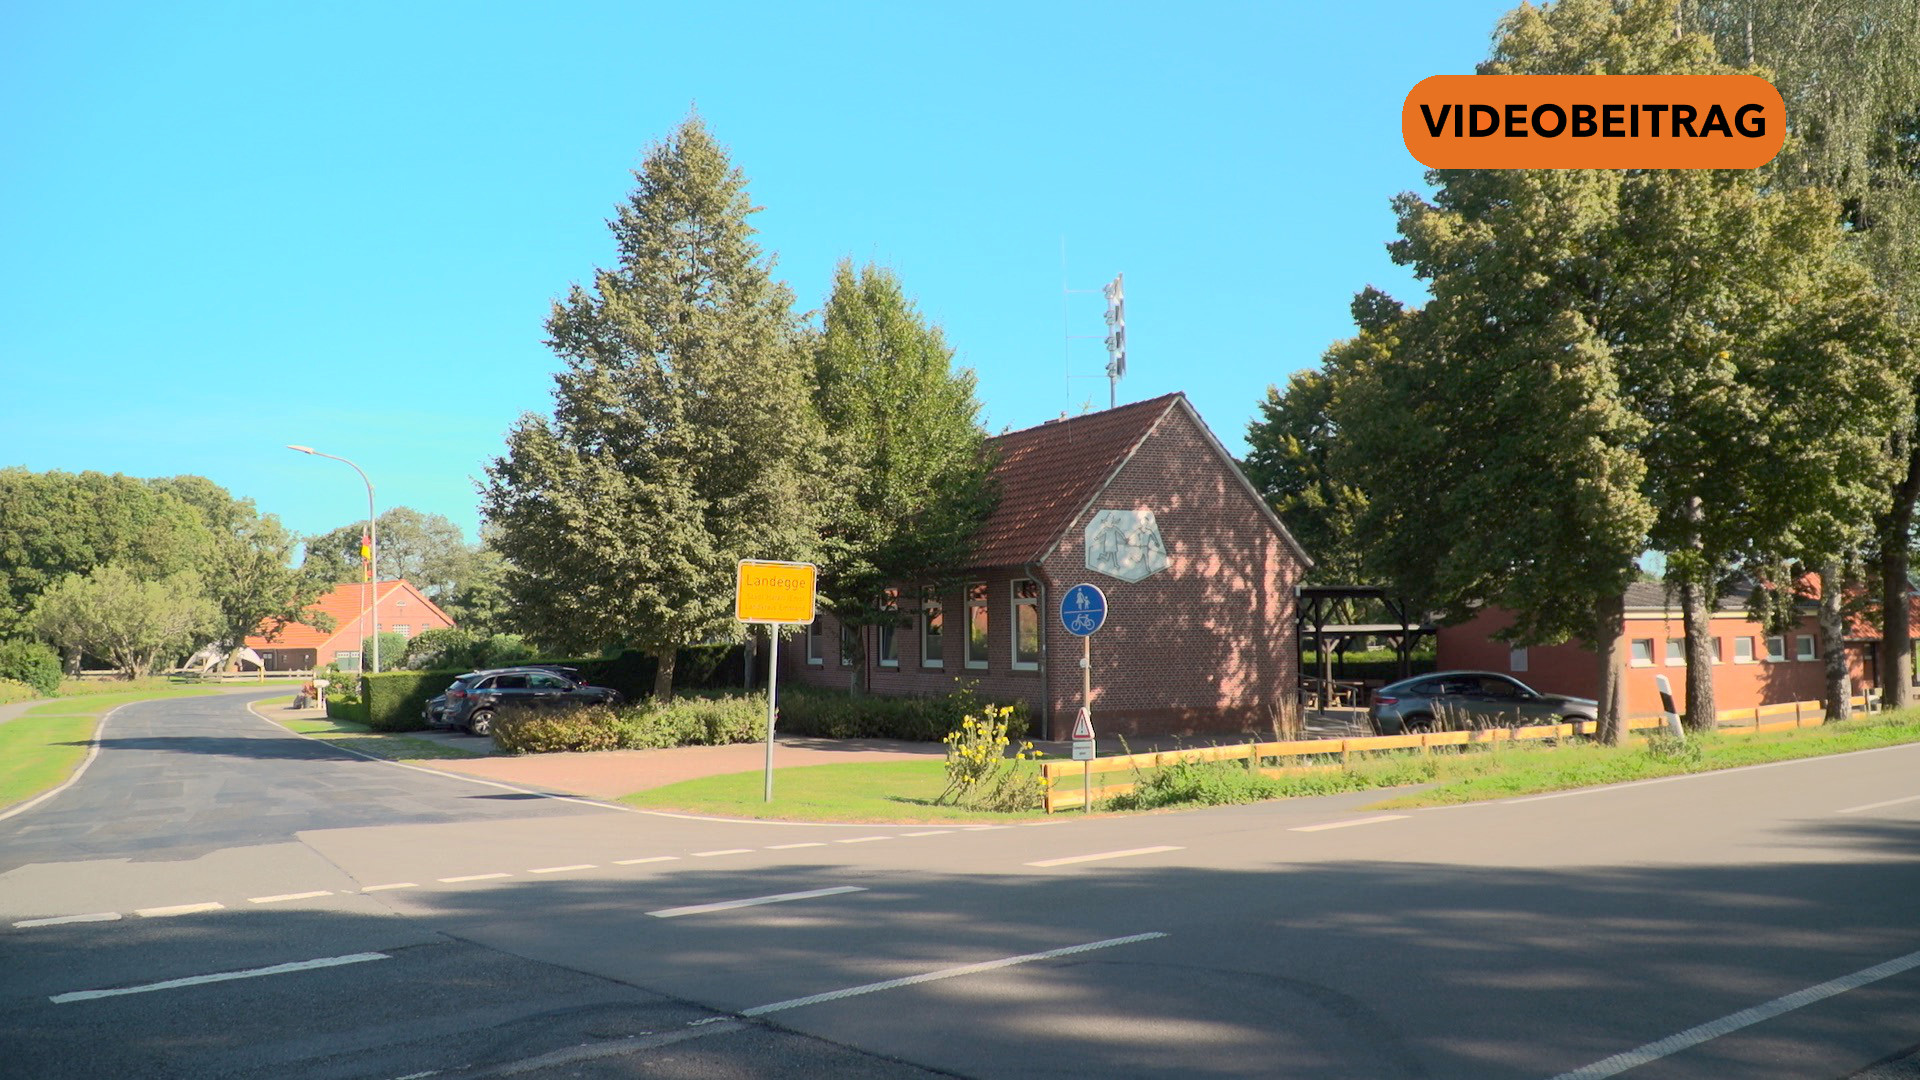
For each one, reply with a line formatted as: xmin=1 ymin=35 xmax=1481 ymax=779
xmin=1060 ymin=583 xmax=1107 ymax=637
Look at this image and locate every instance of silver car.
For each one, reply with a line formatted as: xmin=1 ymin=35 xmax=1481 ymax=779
xmin=1368 ymin=671 xmax=1599 ymax=734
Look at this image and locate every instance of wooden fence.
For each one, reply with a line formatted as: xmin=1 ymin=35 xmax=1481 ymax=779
xmin=1040 ymin=695 xmax=1875 ymax=813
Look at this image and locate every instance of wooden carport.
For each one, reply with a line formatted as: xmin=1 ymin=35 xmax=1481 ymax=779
xmin=1296 ymin=585 xmax=1435 ymax=706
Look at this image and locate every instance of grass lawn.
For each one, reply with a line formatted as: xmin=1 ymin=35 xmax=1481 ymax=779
xmin=258 ymin=698 xmax=485 ymax=762
xmin=0 ymin=688 xmax=236 ymax=811
xmin=622 ymin=759 xmax=1051 ymax=823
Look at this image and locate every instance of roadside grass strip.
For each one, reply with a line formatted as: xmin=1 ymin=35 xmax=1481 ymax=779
xmin=50 ymin=952 xmax=389 ymax=1004
xmin=0 ymin=712 xmax=101 ymax=814
xmin=739 ymin=932 xmax=1169 ymax=1016
xmin=1548 ymin=945 xmax=1920 ymax=1080
xmin=621 ymin=760 xmax=1051 ymax=824
xmin=269 ymin=705 xmax=483 ymax=761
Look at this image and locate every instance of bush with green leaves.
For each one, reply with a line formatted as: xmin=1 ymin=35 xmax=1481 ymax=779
xmin=777 ymin=684 xmax=1028 ymax=742
xmin=491 ymin=694 xmax=768 ymax=754
xmin=493 ymin=703 xmax=625 ymax=753
xmin=937 ymin=704 xmax=1045 ymax=811
xmin=0 ymin=639 xmax=62 ymax=696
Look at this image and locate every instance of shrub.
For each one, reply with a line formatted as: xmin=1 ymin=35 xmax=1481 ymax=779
xmin=777 ymin=684 xmax=1029 ymax=743
xmin=937 ymin=704 xmax=1045 ymax=811
xmin=493 ymin=703 xmax=625 ymax=753
xmin=0 ymin=639 xmax=62 ymax=697
xmin=492 ymin=694 xmax=768 ymax=754
xmin=360 ymin=669 xmax=465 ymax=732
xmin=1106 ymin=758 xmax=1285 ymax=810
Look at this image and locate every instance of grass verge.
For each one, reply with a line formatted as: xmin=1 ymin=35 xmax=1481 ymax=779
xmin=255 ymin=697 xmax=484 ymax=761
xmin=621 ymin=760 xmax=1050 ymax=823
xmin=0 ymin=687 xmax=234 ymax=812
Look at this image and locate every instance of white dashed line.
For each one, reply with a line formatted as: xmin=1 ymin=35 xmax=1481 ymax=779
xmin=248 ymin=891 xmax=332 ymax=904
xmin=528 ymin=864 xmax=595 ymax=874
xmin=1289 ymin=814 xmax=1409 ymax=832
xmin=1548 ymin=945 xmax=1920 ymax=1079
xmin=836 ymin=836 xmax=892 ymax=844
xmin=899 ymin=831 xmax=950 ymax=838
xmin=691 ymin=849 xmax=754 ymax=858
xmin=614 ymin=856 xmax=680 ymax=865
xmin=741 ymin=932 xmax=1169 ymax=1016
xmin=648 ymin=886 xmax=867 ymax=919
xmin=765 ymin=842 xmax=827 ymax=850
xmin=360 ymin=883 xmax=418 ymax=892
xmin=1837 ymin=793 xmax=1920 ymax=814
xmin=1025 ymin=846 xmax=1183 ymax=867
xmin=438 ymin=873 xmax=511 ymax=883
xmin=136 ymin=902 xmax=225 ymax=918
xmin=51 ymin=952 xmax=390 ymax=1004
xmin=15 ymin=912 xmax=121 ymax=928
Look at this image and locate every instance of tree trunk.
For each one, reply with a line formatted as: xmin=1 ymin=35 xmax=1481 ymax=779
xmin=61 ymin=644 xmax=81 ymax=675
xmin=846 ymin=625 xmax=868 ymax=697
xmin=1679 ymin=579 xmax=1716 ymax=731
xmin=1821 ymin=560 xmax=1852 ymax=723
xmin=1877 ymin=437 xmax=1920 ymax=709
xmin=652 ymin=645 xmax=677 ymax=702
xmin=1595 ymin=591 xmax=1628 ymax=745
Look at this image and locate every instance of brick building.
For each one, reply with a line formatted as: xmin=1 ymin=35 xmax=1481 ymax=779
xmin=783 ymin=393 xmax=1311 ymax=740
xmin=1436 ymin=582 xmax=1881 ymax=717
xmin=243 ymin=579 xmax=454 ymax=671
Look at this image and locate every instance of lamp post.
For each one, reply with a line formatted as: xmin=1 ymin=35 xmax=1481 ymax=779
xmin=287 ymin=445 xmax=380 ymax=675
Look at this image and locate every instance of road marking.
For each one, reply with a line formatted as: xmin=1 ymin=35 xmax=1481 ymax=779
xmin=648 ymin=886 xmax=866 ymax=919
xmin=15 ymin=912 xmax=121 ymax=928
xmin=136 ymin=902 xmax=224 ymax=918
xmin=1837 ymin=793 xmax=1920 ymax=814
xmin=765 ymin=842 xmax=826 ymax=850
xmin=248 ymin=890 xmax=332 ymax=904
xmin=691 ymin=848 xmax=753 ymax=857
xmin=51 ymin=951 xmax=390 ymax=1004
xmin=438 ymin=873 xmax=510 ymax=883
xmin=1289 ymin=814 xmax=1409 ymax=833
xmin=741 ymin=932 xmax=1169 ymax=1016
xmin=361 ymin=882 xmax=418 ymax=892
xmin=614 ymin=856 xmax=679 ymax=865
xmin=1548 ymin=945 xmax=1920 ymax=1080
xmin=836 ymin=836 xmax=892 ymax=844
xmin=1025 ymin=846 xmax=1183 ymax=867
xmin=900 ymin=831 xmax=951 ymax=837
xmin=528 ymin=864 xmax=595 ymax=874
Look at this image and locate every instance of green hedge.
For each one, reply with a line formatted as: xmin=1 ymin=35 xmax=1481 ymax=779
xmin=775 ymin=686 xmax=1030 ymax=743
xmin=0 ymin=640 xmax=62 ymax=697
xmin=1299 ymin=656 xmax=1437 ymax=683
xmin=360 ymin=669 xmax=466 ymax=732
xmin=493 ymin=695 xmax=767 ymax=754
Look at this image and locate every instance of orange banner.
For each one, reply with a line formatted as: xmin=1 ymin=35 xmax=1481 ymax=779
xmin=1403 ymin=74 xmax=1784 ymax=169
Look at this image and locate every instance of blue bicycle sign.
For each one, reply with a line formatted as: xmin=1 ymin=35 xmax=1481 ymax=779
xmin=1059 ymin=583 xmax=1107 ymax=637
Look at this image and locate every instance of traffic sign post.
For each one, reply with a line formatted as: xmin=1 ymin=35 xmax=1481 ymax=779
xmin=1060 ymin=584 xmax=1107 ymax=812
xmin=736 ymin=560 xmax=818 ymax=802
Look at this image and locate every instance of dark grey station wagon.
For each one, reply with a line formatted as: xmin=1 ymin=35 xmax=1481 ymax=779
xmin=1368 ymin=671 xmax=1598 ymax=735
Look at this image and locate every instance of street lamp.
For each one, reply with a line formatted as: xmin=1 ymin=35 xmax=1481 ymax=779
xmin=287 ymin=445 xmax=380 ymax=675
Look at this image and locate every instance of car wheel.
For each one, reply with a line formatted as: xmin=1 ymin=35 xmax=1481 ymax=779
xmin=1403 ymin=714 xmax=1435 ymax=734
xmin=467 ymin=709 xmax=494 ymax=738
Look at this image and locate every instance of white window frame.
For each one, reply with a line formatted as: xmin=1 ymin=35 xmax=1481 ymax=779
xmin=393 ymin=624 xmax=411 ymax=638
xmin=336 ymin=650 xmax=361 ymax=671
xmin=965 ymin=583 xmax=989 ymax=670
xmin=1011 ymin=579 xmax=1041 ymax=671
xmin=1710 ymin=636 xmax=1722 ymax=664
xmin=1630 ymin=639 xmax=1654 ymax=667
xmin=1796 ymin=635 xmax=1817 ymax=662
xmin=1764 ymin=635 xmax=1787 ymax=663
xmin=807 ymin=618 xmax=823 ymax=666
xmin=1508 ymin=646 xmax=1528 ymax=673
xmin=840 ymin=623 xmax=855 ymax=667
xmin=1664 ymin=639 xmax=1685 ymax=666
xmin=878 ymin=591 xmax=900 ymax=668
xmin=1734 ymin=636 xmax=1756 ymax=664
xmin=921 ymin=598 xmax=944 ymax=669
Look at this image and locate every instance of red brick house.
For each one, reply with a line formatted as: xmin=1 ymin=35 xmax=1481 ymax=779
xmin=1435 ymin=582 xmax=1879 ymax=717
xmin=783 ymin=393 xmax=1311 ymax=740
xmin=243 ymin=580 xmax=455 ymax=671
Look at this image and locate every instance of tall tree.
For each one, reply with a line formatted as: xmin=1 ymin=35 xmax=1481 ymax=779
xmin=483 ymin=115 xmax=825 ymax=699
xmin=1243 ymin=367 xmax=1371 ymax=586
xmin=31 ymin=564 xmax=216 ymax=679
xmin=148 ymin=475 xmax=329 ymax=653
xmin=811 ymin=260 xmax=995 ymax=692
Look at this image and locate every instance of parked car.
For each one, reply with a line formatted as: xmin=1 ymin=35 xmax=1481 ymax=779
xmin=1368 ymin=671 xmax=1598 ymax=735
xmin=423 ymin=693 xmax=449 ymax=727
xmin=439 ymin=666 xmax=624 ymax=737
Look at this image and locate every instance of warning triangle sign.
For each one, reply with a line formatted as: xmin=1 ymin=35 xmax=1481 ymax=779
xmin=1070 ymin=710 xmax=1095 ymax=741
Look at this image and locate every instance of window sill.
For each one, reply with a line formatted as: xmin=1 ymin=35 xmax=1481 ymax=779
xmin=921 ymin=661 xmax=944 ymax=670
xmin=1012 ymin=663 xmax=1039 ymax=672
xmin=964 ymin=662 xmax=988 ymax=671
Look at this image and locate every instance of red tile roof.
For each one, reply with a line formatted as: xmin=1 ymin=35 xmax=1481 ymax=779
xmin=244 ymin=580 xmax=450 ymax=650
xmin=968 ymin=394 xmax=1183 ymax=569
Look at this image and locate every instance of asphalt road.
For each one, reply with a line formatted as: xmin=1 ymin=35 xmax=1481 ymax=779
xmin=2 ymin=691 xmax=1918 ymax=1078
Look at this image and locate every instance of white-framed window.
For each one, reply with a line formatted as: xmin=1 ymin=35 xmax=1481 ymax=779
xmin=807 ymin=618 xmax=823 ymax=666
xmin=1508 ymin=646 xmax=1528 ymax=673
xmin=336 ymin=651 xmax=361 ymax=671
xmin=1665 ymin=639 xmax=1685 ymax=666
xmin=965 ymin=583 xmax=989 ymax=669
xmin=1012 ymin=579 xmax=1041 ymax=670
xmin=1765 ymin=635 xmax=1787 ymax=662
xmin=1711 ymin=636 xmax=1722 ymax=664
xmin=841 ymin=623 xmax=856 ymax=667
xmin=878 ymin=590 xmax=900 ymax=667
xmin=393 ymin=624 xmax=410 ymax=638
xmin=1734 ymin=636 xmax=1756 ymax=663
xmin=1797 ymin=635 xmax=1818 ymax=661
xmin=1630 ymin=639 xmax=1654 ymax=667
xmin=921 ymin=597 xmax=944 ymax=668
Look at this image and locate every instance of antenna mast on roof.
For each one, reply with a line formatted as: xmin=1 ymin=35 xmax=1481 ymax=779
xmin=1102 ymin=273 xmax=1125 ymax=408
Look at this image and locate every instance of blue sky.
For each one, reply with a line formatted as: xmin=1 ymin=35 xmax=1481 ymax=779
xmin=1 ymin=1 xmax=1518 ymax=545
